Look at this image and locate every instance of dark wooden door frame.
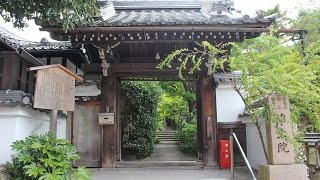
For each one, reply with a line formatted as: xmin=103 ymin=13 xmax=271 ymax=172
xmin=100 ymin=72 xmax=218 ymax=168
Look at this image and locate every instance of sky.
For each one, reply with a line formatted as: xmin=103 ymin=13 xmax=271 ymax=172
xmin=0 ymin=0 xmax=319 ymax=42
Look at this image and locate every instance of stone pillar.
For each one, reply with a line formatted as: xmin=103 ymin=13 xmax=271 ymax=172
xmin=258 ymin=94 xmax=308 ymax=180
xmin=266 ymin=94 xmax=294 ymax=164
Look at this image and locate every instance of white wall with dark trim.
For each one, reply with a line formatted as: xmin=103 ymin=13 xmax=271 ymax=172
xmin=0 ymin=107 xmax=66 ymax=164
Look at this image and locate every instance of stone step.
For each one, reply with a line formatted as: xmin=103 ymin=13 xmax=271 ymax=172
xmin=157 ymin=131 xmax=175 ymax=134
xmin=157 ymin=134 xmax=177 ymax=137
xmin=157 ymin=132 xmax=176 ymax=135
xmin=158 ymin=138 xmax=179 ymax=141
xmin=158 ymin=138 xmax=180 ymax=141
xmin=159 ymin=140 xmax=180 ymax=144
xmin=157 ymin=135 xmax=178 ymax=138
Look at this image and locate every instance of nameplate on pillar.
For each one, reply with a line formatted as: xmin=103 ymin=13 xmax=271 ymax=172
xmin=207 ymin=117 xmax=213 ymax=139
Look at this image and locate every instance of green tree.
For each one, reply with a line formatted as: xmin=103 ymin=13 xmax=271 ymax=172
xmin=121 ymin=81 xmax=160 ymax=159
xmin=0 ymin=0 xmax=98 ymax=31
xmin=157 ymin=91 xmax=189 ymax=130
xmin=258 ymin=4 xmax=291 ymax=29
xmin=159 ymin=35 xmax=320 ymax=162
xmin=294 ymin=8 xmax=320 ymax=46
xmin=159 ymin=81 xmax=196 ymax=123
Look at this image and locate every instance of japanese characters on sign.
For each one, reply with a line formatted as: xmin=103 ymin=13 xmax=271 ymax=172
xmin=267 ymin=94 xmax=295 ymax=164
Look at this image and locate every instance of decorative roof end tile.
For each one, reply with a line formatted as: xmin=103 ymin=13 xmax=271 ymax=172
xmin=200 ymin=0 xmax=234 ymax=17
xmin=100 ymin=2 xmax=116 ymax=21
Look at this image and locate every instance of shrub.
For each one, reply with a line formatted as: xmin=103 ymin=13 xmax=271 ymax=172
xmin=177 ymin=121 xmax=197 ymax=155
xmin=121 ymin=81 xmax=160 ymax=159
xmin=3 ymin=133 xmax=91 ymax=180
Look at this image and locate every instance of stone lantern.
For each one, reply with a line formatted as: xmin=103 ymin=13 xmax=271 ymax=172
xmin=303 ymin=133 xmax=320 ymax=179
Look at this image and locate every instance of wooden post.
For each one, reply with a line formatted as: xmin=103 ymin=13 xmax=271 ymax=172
xmin=102 ymin=76 xmax=117 ymax=168
xmin=50 ymin=110 xmax=58 ymax=137
xmin=66 ymin=111 xmax=73 ymax=141
xmin=200 ymin=75 xmax=218 ymax=167
xmin=115 ymin=79 xmax=121 ymax=161
xmin=196 ymin=79 xmax=203 ymax=161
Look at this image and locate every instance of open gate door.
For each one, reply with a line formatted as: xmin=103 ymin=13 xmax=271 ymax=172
xmin=72 ymin=101 xmax=102 ymax=167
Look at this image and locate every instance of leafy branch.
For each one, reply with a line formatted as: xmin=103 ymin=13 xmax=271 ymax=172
xmin=0 ymin=0 xmax=99 ymax=32
xmin=157 ymin=41 xmax=229 ymax=80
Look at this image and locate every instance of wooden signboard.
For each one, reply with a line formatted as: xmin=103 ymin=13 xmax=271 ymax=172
xmin=30 ymin=64 xmax=82 ymax=111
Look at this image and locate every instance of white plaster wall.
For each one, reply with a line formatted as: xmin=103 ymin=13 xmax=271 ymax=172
xmin=242 ymin=117 xmax=268 ymax=170
xmin=0 ymin=107 xmax=66 ymax=164
xmin=216 ymin=83 xmax=268 ymax=169
xmin=216 ymin=83 xmax=245 ymax=122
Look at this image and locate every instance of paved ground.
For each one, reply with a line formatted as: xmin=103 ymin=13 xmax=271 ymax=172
xmin=92 ymin=167 xmax=256 ymax=180
xmin=143 ymin=143 xmax=197 ymax=161
xmin=108 ymin=132 xmax=255 ymax=180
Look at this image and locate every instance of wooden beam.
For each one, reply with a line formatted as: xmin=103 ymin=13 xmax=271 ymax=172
xmin=82 ymin=63 xmax=200 ymax=74
xmin=16 ymin=48 xmax=44 ymax=66
xmin=40 ymin=25 xmax=272 ymax=33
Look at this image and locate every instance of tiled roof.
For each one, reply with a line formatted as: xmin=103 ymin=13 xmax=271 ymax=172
xmin=0 ymin=90 xmax=32 ymax=108
xmin=96 ymin=0 xmax=276 ymax=27
xmin=0 ymin=26 xmax=71 ymax=51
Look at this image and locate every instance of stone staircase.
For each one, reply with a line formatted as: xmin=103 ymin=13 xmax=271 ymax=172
xmin=157 ymin=130 xmax=180 ymax=144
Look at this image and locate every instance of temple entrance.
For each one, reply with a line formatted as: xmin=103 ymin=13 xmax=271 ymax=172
xmin=72 ymin=69 xmax=218 ymax=168
xmin=118 ymin=80 xmax=199 ymax=167
xmin=97 ymin=72 xmax=217 ymax=167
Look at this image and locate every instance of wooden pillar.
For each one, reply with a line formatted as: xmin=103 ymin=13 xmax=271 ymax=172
xmin=115 ymin=79 xmax=121 ymax=161
xmin=196 ymin=79 xmax=203 ymax=161
xmin=199 ymin=75 xmax=218 ymax=167
xmin=50 ymin=110 xmax=58 ymax=137
xmin=66 ymin=111 xmax=73 ymax=141
xmin=101 ymin=76 xmax=117 ymax=168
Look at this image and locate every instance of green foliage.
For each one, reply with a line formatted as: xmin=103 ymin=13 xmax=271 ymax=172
xmin=257 ymin=4 xmax=292 ymax=29
xmin=294 ymin=8 xmax=320 ymax=47
xmin=158 ymin=81 xmax=196 ymax=125
xmin=121 ymin=81 xmax=160 ymax=159
xmin=177 ymin=120 xmax=197 ymax=155
xmin=157 ymin=41 xmax=228 ymax=80
xmin=0 ymin=0 xmax=98 ymax=31
xmin=157 ymin=91 xmax=188 ymax=129
xmin=160 ymin=31 xmax=320 ymax=162
xmin=230 ymin=35 xmax=320 ymax=131
xmin=3 ymin=133 xmax=91 ymax=180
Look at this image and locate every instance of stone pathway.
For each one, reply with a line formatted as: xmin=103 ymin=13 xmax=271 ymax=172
xmin=92 ymin=167 xmax=256 ymax=180
xmin=143 ymin=143 xmax=197 ymax=161
xmin=142 ymin=130 xmax=197 ymax=161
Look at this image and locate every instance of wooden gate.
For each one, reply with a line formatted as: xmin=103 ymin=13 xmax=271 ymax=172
xmin=72 ymin=100 xmax=102 ymax=167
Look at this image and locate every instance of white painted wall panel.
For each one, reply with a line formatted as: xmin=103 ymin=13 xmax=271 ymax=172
xmin=216 ymin=84 xmax=245 ymax=122
xmin=0 ymin=107 xmax=66 ymax=164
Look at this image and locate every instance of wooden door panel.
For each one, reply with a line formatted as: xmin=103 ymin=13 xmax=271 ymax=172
xmin=73 ymin=101 xmax=102 ymax=167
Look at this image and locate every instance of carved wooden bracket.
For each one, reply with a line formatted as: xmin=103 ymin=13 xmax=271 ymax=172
xmin=205 ymin=58 xmax=214 ymax=75
xmin=98 ymin=48 xmax=110 ymax=76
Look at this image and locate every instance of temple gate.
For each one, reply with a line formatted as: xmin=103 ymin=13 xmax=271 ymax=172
xmin=37 ymin=0 xmax=276 ymax=168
